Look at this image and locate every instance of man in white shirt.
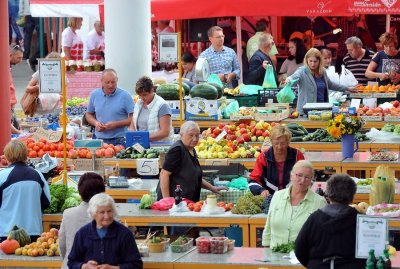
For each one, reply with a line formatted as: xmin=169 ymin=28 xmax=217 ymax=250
xmin=86 ymin=20 xmax=105 ymax=60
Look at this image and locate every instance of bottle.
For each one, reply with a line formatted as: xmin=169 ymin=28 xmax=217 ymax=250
xmin=367 ymin=249 xmax=377 ymax=269
xmin=315 ymin=183 xmax=325 ymax=196
xmin=113 ymin=163 xmax=120 ymax=177
xmin=377 ymin=257 xmax=385 ymax=269
xmin=383 ymin=249 xmax=392 ymax=269
xmin=104 ymin=169 xmax=110 ymax=186
xmin=174 ymin=185 xmax=183 ymax=205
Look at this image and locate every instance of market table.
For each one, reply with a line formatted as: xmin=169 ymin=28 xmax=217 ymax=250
xmin=0 ymin=247 xmax=192 ymax=269
xmin=248 ymin=215 xmax=400 ymax=248
xmin=304 ymin=152 xmax=344 ymax=173
xmin=370 ymin=137 xmax=400 ymax=152
xmin=291 ymin=141 xmax=370 ymax=152
xmin=341 ymin=152 xmax=400 ymax=178
xmin=173 ymin=247 xmax=304 ymax=269
xmin=106 ymin=179 xmax=158 ymax=202
xmin=42 ymin=204 xmax=252 ymax=247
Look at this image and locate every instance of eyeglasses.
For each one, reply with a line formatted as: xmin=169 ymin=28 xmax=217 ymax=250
xmin=10 ymin=44 xmax=24 ymax=52
xmin=295 ymin=173 xmax=314 ymax=181
xmin=213 ymin=35 xmax=225 ymax=39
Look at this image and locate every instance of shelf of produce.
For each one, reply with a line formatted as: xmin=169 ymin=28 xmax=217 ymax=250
xmin=370 ymin=138 xmax=400 ymax=152
xmin=353 ymin=193 xmax=400 ymax=204
xmin=43 ymin=204 xmax=251 ymax=247
xmin=342 ymin=152 xmax=400 ymax=178
xmin=172 ymin=120 xmax=237 ymax=128
xmin=174 ymin=247 xmax=305 ymax=269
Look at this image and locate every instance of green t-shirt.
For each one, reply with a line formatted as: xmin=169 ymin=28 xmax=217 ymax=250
xmin=246 ymin=32 xmax=279 ymax=60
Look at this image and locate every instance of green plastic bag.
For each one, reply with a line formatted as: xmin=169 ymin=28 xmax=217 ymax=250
xmin=239 ymin=84 xmax=263 ymax=95
xmin=226 ymin=176 xmax=249 ymax=190
xmin=276 ymin=79 xmax=298 ymax=103
xmin=262 ymin=64 xmax=277 ymax=89
xmin=222 ymin=100 xmax=239 ymax=119
xmin=207 ymin=73 xmax=224 ymax=88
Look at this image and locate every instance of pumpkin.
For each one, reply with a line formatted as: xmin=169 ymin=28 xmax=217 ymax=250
xmin=8 ymin=225 xmax=31 ymax=247
xmin=0 ymin=237 xmax=20 ymax=254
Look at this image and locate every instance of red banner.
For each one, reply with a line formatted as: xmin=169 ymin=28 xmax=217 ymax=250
xmin=347 ymin=0 xmax=400 ymax=14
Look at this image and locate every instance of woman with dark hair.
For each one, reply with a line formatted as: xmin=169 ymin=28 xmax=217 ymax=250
xmin=295 ymin=174 xmax=366 ymax=269
xmin=58 ymin=172 xmax=106 ymax=269
xmin=182 ymin=52 xmax=196 ymax=82
xmin=129 ymin=76 xmax=174 ymax=142
xmin=279 ymin=38 xmax=307 ymax=81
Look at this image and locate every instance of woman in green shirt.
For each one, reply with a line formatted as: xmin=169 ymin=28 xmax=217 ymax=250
xmin=262 ymin=160 xmax=326 ymax=248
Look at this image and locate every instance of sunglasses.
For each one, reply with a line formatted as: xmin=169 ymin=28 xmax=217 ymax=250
xmin=10 ymin=44 xmax=24 ymax=52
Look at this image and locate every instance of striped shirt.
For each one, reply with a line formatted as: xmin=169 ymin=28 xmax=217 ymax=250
xmin=342 ymin=49 xmax=374 ymax=85
xmin=199 ymin=45 xmax=240 ymax=87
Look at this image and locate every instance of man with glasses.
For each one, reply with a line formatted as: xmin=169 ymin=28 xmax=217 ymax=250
xmin=9 ymin=44 xmax=24 ymax=134
xmin=199 ymin=26 xmax=240 ymax=88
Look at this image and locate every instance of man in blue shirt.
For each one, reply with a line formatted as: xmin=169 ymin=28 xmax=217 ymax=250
xmin=85 ymin=68 xmax=134 ymax=146
xmin=200 ymin=26 xmax=240 ymax=87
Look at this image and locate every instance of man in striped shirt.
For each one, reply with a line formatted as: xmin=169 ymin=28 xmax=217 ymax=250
xmin=199 ymin=26 xmax=240 ymax=88
xmin=342 ymin=36 xmax=374 ymax=85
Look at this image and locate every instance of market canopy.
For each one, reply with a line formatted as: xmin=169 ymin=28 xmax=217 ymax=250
xmin=30 ymin=0 xmax=400 ymax=18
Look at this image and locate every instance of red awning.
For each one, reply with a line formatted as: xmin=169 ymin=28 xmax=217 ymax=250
xmin=347 ymin=0 xmax=400 ymax=14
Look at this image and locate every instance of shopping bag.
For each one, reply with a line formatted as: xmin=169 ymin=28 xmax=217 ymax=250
xmin=276 ymin=79 xmax=298 ymax=103
xmin=20 ymin=91 xmax=38 ymax=116
xmin=207 ymin=73 xmax=224 ymax=88
xmin=262 ymin=64 xmax=277 ymax=89
xmin=36 ymin=93 xmax=61 ymax=115
xmin=221 ymin=100 xmax=239 ymax=119
xmin=326 ymin=66 xmax=340 ymax=85
xmin=339 ymin=65 xmax=358 ymax=87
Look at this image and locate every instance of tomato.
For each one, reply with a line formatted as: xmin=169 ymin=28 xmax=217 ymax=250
xmin=37 ymin=142 xmax=45 ymax=149
xmin=32 ymin=145 xmax=40 ymax=152
xmin=194 ymin=206 xmax=201 ymax=212
xmin=50 ymin=143 xmax=57 ymax=151
xmin=37 ymin=150 xmax=45 ymax=158
xmin=43 ymin=144 xmax=51 ymax=151
xmin=28 ymin=151 xmax=37 ymax=158
xmin=27 ymin=142 xmax=34 ymax=149
xmin=57 ymin=143 xmax=64 ymax=151
xmin=187 ymin=203 xmax=195 ymax=211
xmin=217 ymin=202 xmax=225 ymax=207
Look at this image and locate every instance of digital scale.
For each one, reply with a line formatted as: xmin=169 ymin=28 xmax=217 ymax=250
xmin=108 ymin=176 xmax=129 ymax=188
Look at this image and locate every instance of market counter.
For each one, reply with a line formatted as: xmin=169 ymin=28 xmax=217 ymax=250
xmin=42 ymin=203 xmax=251 ymax=247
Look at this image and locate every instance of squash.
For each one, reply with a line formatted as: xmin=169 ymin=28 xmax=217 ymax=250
xmin=0 ymin=236 xmax=20 ymax=254
xmin=8 ymin=225 xmax=31 ymax=247
xmin=190 ymin=83 xmax=219 ymax=100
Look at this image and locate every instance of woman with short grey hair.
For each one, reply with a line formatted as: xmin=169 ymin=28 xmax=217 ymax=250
xmin=157 ymin=121 xmax=227 ymax=202
xmin=68 ymin=193 xmax=143 ymax=269
xmin=295 ymin=174 xmax=365 ymax=269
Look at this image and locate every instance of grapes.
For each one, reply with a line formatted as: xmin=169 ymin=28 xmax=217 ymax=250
xmin=357 ymin=178 xmax=373 ymax=186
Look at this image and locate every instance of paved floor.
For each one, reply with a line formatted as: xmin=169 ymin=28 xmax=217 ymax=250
xmin=11 ymin=60 xmax=36 ymax=111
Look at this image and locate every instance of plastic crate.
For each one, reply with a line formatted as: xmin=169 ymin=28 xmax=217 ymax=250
xmin=231 ymin=95 xmax=258 ymax=107
xmin=171 ymin=238 xmax=194 ymax=253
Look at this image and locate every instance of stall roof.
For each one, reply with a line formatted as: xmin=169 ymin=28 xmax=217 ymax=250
xmin=30 ymin=0 xmax=400 ymax=18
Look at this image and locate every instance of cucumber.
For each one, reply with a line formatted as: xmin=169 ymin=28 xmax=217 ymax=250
xmin=286 ymin=123 xmax=302 ymax=129
xmin=298 ymin=125 xmax=309 ymax=135
xmin=291 ymin=136 xmax=304 ymax=142
xmin=288 ymin=128 xmax=305 ymax=136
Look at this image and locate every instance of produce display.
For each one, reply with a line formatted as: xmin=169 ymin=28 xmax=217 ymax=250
xmin=0 ymin=237 xmax=20 ymax=255
xmin=170 ymin=236 xmax=193 ymax=253
xmin=26 ymin=114 xmax=60 ymax=124
xmin=139 ymin=194 xmax=154 ymax=209
xmin=196 ymin=137 xmax=261 ymax=159
xmin=366 ymin=204 xmax=400 ymax=217
xmin=356 ymin=178 xmax=373 ymax=186
xmin=368 ymin=152 xmax=398 ymax=161
xmin=302 ymin=129 xmax=369 ymax=142
xmin=201 ymin=121 xmax=273 ymax=143
xmin=285 ymin=123 xmax=309 ymax=142
xmin=43 ymin=184 xmax=80 ymax=214
xmin=231 ymin=192 xmax=265 ymax=215
xmin=355 ymin=84 xmax=399 ymax=93
xmin=115 ymin=147 xmax=161 ymax=159
xmin=210 ymin=237 xmax=228 ymax=254
xmin=187 ymin=200 xmax=234 ymax=212
xmin=381 ymin=123 xmax=400 ymax=135
xmin=196 ymin=237 xmax=211 ymax=253
xmin=350 ymin=202 xmax=369 ymax=214
xmin=7 ymin=225 xmax=31 ymax=247
xmin=14 ymin=228 xmax=60 ymax=257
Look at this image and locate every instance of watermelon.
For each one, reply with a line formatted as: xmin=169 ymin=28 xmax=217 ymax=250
xmin=172 ymin=81 xmax=190 ymax=96
xmin=190 ymin=83 xmax=219 ymax=100
xmin=156 ymin=83 xmax=184 ymax=100
xmin=207 ymin=82 xmax=224 ymax=99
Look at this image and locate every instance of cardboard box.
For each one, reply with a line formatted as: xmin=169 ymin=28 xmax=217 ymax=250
xmin=185 ymin=98 xmax=225 ymax=121
xmin=166 ymin=100 xmax=185 ymax=120
xmin=254 ymin=103 xmax=290 ymax=121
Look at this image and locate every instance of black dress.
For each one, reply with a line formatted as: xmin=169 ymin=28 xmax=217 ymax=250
xmin=156 ymin=140 xmax=203 ymax=202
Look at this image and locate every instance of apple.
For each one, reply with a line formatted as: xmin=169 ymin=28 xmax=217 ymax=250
xmin=240 ymin=128 xmax=248 ymax=134
xmin=213 ymin=128 xmax=221 ymax=136
xmin=211 ymin=133 xmax=217 ymax=138
xmin=229 ymin=125 xmax=236 ymax=131
xmin=383 ymin=108 xmax=391 ymax=114
xmin=262 ymin=130 xmax=270 ymax=137
xmin=257 ymin=136 xmax=265 ymax=142
xmin=256 ymin=130 xmax=263 ymax=137
xmin=235 ymin=131 xmax=242 ymax=137
xmin=218 ymin=123 xmax=225 ymax=129
xmin=393 ymin=100 xmax=400 ymax=108
xmin=243 ymin=134 xmax=251 ymax=142
xmin=362 ymin=106 xmax=369 ymax=113
xmin=238 ymin=123 xmax=247 ymax=129
xmin=236 ymin=137 xmax=245 ymax=144
xmin=373 ymin=107 xmax=383 ymax=113
xmin=365 ymin=109 xmax=374 ymax=116
xmin=251 ymin=128 xmax=257 ymax=135
xmin=251 ymin=136 xmax=257 ymax=142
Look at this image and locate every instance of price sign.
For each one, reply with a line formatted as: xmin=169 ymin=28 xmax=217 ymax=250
xmin=136 ymin=158 xmax=159 ymax=176
xmin=204 ymin=159 xmax=229 ymax=166
xmin=356 ymin=215 xmax=388 ymax=258
xmin=215 ymin=130 xmax=227 ymax=143
xmin=31 ymin=127 xmax=63 ymax=142
xmin=133 ymin=143 xmax=145 ymax=154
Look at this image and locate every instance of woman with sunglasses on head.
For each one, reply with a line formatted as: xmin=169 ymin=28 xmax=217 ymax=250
xmin=262 ymin=160 xmax=327 ymax=248
xmin=62 ymin=17 xmax=83 ymax=60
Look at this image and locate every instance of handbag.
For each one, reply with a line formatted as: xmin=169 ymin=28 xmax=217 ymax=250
xmin=20 ymin=91 xmax=38 ymax=116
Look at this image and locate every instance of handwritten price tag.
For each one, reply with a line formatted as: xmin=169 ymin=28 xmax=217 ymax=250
xmin=132 ymin=143 xmax=145 ymax=154
xmin=215 ymin=130 xmax=227 ymax=142
xmin=136 ymin=158 xmax=160 ymax=176
xmin=31 ymin=127 xmax=63 ymax=142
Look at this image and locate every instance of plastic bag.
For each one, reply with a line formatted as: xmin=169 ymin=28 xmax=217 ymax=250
xmin=207 ymin=73 xmax=224 ymax=88
xmin=276 ymin=79 xmax=298 ymax=103
xmin=326 ymin=66 xmax=340 ymax=85
xmin=239 ymin=84 xmax=263 ymax=95
xmin=222 ymin=100 xmax=239 ymax=119
xmin=226 ymin=176 xmax=249 ymax=190
xmin=262 ymin=64 xmax=277 ymax=89
xmin=339 ymin=65 xmax=358 ymax=87
xmin=369 ymin=165 xmax=395 ymax=206
xmin=36 ymin=93 xmax=61 ymax=115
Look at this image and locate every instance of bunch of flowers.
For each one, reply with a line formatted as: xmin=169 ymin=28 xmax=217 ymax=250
xmin=327 ymin=114 xmax=364 ymax=139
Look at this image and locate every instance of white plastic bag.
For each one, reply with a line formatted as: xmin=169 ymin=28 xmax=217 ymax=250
xmin=36 ymin=93 xmax=61 ymax=115
xmin=326 ymin=66 xmax=340 ymax=85
xmin=339 ymin=65 xmax=358 ymax=87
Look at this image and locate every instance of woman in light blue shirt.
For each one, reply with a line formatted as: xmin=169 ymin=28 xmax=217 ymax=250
xmin=262 ymin=160 xmax=326 ymax=248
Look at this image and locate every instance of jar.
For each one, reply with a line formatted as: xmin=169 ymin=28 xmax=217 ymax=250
xmin=206 ymin=195 xmax=217 ymax=208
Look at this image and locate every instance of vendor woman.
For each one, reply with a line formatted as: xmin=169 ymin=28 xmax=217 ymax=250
xmin=129 ymin=76 xmax=174 ymax=142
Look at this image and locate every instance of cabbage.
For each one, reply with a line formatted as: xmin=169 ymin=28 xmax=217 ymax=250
xmin=139 ymin=194 xmax=153 ymax=209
